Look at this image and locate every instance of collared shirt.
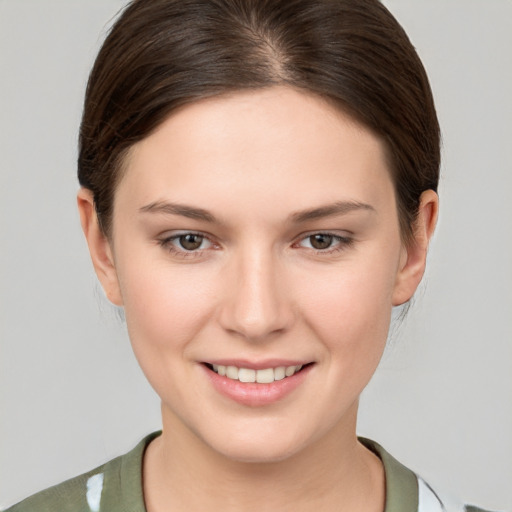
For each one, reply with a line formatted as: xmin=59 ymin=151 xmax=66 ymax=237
xmin=3 ymin=432 xmax=492 ymax=512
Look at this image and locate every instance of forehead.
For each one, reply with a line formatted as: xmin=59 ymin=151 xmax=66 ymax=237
xmin=117 ymin=86 xmax=395 ymax=220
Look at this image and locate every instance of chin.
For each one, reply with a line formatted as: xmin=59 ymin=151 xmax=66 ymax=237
xmin=197 ymin=420 xmax=316 ymax=464
xmin=214 ymin=437 xmax=302 ymax=464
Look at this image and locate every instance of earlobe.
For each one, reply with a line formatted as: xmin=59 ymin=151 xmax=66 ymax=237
xmin=392 ymin=190 xmax=439 ymax=306
xmin=77 ymin=188 xmax=124 ymax=306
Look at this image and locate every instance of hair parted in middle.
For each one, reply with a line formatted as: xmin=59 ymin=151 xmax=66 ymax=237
xmin=78 ymin=0 xmax=440 ymax=242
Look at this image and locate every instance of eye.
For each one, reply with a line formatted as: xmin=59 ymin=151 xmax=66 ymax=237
xmin=159 ymin=232 xmax=214 ymax=254
xmin=307 ymin=233 xmax=335 ymax=250
xmin=296 ymin=232 xmax=353 ymax=252
xmin=177 ymin=233 xmax=208 ymax=251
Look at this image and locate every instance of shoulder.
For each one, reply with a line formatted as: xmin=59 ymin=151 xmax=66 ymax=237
xmin=359 ymin=437 xmax=499 ymax=512
xmin=2 ymin=432 xmax=160 ymax=512
xmin=417 ymin=476 xmax=498 ymax=512
xmin=2 ymin=467 xmax=107 ymax=512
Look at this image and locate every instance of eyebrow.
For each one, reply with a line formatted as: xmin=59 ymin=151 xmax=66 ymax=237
xmin=289 ymin=200 xmax=376 ymax=223
xmin=139 ymin=199 xmax=375 ymax=224
xmin=139 ymin=201 xmax=216 ymax=222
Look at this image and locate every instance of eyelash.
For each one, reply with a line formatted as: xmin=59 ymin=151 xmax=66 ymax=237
xmin=158 ymin=232 xmax=215 ymax=259
xmin=294 ymin=233 xmax=354 ymax=254
xmin=157 ymin=231 xmax=354 ymax=259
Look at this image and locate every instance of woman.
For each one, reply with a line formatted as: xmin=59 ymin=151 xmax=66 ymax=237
xmin=2 ymin=1 xmax=501 ymax=511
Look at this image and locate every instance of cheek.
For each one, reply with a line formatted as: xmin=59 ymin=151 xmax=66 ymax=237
xmin=296 ymin=251 xmax=398 ymax=365
xmin=115 ymin=256 xmax=218 ymax=361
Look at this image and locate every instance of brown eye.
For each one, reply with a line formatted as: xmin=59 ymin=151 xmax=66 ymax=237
xmin=309 ymin=234 xmax=334 ymax=250
xmin=179 ymin=233 xmax=204 ymax=251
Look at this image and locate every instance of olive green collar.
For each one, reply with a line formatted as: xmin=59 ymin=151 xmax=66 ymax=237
xmin=359 ymin=437 xmax=418 ymax=512
xmin=95 ymin=432 xmax=420 ymax=512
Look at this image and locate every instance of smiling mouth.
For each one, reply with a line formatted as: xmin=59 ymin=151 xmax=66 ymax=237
xmin=204 ymin=363 xmax=312 ymax=384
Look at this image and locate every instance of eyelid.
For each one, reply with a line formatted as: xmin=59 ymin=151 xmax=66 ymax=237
xmin=293 ymin=231 xmax=354 ymax=252
xmin=158 ymin=230 xmax=218 ymax=258
xmin=156 ymin=229 xmax=354 ymax=259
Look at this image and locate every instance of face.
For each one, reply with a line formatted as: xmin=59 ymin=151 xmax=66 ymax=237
xmin=81 ymin=87 xmax=430 ymax=463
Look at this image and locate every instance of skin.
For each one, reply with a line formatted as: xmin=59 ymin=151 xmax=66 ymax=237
xmin=78 ymin=86 xmax=438 ymax=512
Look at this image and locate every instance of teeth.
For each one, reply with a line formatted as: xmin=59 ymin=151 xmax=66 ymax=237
xmin=274 ymin=366 xmax=286 ymax=381
xmin=226 ymin=366 xmax=239 ymax=379
xmin=256 ymin=368 xmax=274 ymax=384
xmin=285 ymin=366 xmax=296 ymax=377
xmin=238 ymin=368 xmax=256 ymax=383
xmin=212 ymin=364 xmax=305 ymax=383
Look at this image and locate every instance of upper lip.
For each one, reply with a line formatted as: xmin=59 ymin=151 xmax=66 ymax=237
xmin=203 ymin=359 xmax=313 ymax=370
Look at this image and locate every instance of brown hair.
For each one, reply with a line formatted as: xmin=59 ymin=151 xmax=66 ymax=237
xmin=78 ymin=0 xmax=440 ymax=242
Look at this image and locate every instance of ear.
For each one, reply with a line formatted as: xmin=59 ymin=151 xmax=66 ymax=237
xmin=77 ymin=188 xmax=123 ymax=306
xmin=392 ymin=189 xmax=439 ymax=306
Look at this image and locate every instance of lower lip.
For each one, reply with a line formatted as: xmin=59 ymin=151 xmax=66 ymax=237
xmin=202 ymin=364 xmax=314 ymax=407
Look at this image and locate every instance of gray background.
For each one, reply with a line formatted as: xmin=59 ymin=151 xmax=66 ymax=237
xmin=1 ymin=0 xmax=511 ymax=509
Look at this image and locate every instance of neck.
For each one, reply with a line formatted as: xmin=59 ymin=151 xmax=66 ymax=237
xmin=143 ymin=404 xmax=385 ymax=512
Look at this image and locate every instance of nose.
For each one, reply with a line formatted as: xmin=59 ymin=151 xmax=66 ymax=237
xmin=218 ymin=247 xmax=295 ymax=341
